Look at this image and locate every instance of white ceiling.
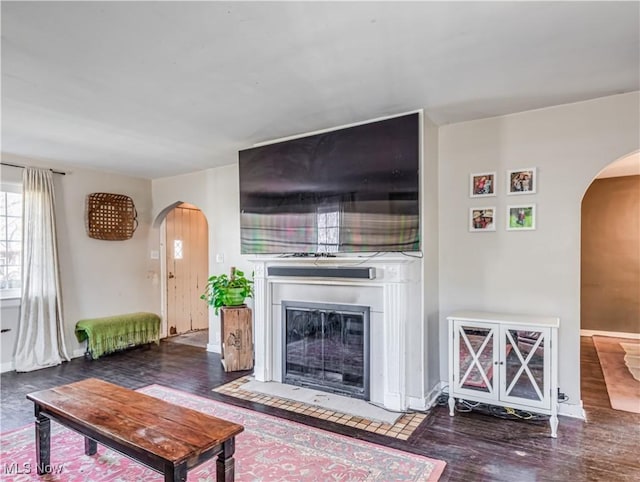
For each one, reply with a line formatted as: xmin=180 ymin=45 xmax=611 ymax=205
xmin=2 ymin=2 xmax=639 ymax=179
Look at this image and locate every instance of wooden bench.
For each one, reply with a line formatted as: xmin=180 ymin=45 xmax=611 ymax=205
xmin=27 ymin=378 xmax=244 ymax=481
xmin=75 ymin=312 xmax=161 ymax=359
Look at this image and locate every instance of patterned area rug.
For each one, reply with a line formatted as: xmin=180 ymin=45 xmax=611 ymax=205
xmin=593 ymin=336 xmax=640 ymax=414
xmin=1 ymin=385 xmax=446 ymax=481
xmin=620 ymin=342 xmax=640 ymax=381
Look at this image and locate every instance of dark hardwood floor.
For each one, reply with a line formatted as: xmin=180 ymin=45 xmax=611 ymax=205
xmin=2 ymin=337 xmax=639 ymax=481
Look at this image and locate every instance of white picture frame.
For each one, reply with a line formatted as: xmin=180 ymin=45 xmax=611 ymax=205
xmin=507 ymin=167 xmax=537 ymax=195
xmin=469 ymin=207 xmax=496 ymax=232
xmin=506 ymin=204 xmax=536 ymax=231
xmin=469 ymin=172 xmax=497 ymax=197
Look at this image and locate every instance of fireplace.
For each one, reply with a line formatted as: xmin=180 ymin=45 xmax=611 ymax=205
xmin=282 ymin=301 xmax=370 ymax=400
xmin=250 ymin=255 xmax=425 ymax=412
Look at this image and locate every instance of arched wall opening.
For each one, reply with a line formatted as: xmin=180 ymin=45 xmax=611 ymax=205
xmin=579 ymin=150 xmax=639 ymax=411
xmin=153 ymin=200 xmax=184 ymax=228
xmin=581 ymin=151 xmax=640 ymax=336
xmin=153 ymin=201 xmax=211 ymax=339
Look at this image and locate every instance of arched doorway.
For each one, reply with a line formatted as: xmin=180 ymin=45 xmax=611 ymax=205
xmin=580 ymin=151 xmax=640 ymax=412
xmin=156 ymin=202 xmax=209 ymax=337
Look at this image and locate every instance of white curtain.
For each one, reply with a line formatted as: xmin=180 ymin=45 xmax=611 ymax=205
xmin=14 ymin=168 xmax=69 ymax=372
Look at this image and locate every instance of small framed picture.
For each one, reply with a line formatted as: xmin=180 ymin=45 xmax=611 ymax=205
xmin=469 ymin=207 xmax=496 ymax=232
xmin=507 ymin=168 xmax=536 ymax=195
xmin=470 ymin=172 xmax=497 ymax=197
xmin=506 ymin=204 xmax=536 ymax=230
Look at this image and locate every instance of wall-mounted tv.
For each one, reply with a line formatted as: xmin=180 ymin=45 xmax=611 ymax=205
xmin=239 ymin=112 xmax=420 ymax=254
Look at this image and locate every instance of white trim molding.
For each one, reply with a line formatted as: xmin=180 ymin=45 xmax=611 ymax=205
xmin=409 ymin=380 xmax=446 ymax=411
xmin=72 ymin=348 xmax=86 ymax=359
xmin=432 ymin=379 xmax=586 ymax=420
xmin=559 ymin=401 xmax=587 ymax=420
xmin=581 ymin=329 xmax=640 ymax=340
xmin=1 ymin=347 xmax=88 ymax=373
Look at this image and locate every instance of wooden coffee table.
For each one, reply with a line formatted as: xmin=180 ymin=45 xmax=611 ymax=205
xmin=26 ymin=378 xmax=244 ymax=481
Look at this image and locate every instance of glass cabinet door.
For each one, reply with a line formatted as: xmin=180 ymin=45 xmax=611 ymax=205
xmin=454 ymin=323 xmax=498 ymax=399
xmin=501 ymin=327 xmax=550 ymax=408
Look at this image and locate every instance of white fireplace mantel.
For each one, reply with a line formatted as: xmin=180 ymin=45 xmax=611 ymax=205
xmin=248 ymin=255 xmax=423 ymax=412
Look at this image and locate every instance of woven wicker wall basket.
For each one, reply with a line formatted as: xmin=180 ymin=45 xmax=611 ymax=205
xmin=86 ymin=192 xmax=138 ymax=240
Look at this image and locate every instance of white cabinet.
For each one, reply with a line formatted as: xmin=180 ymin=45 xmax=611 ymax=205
xmin=447 ymin=311 xmax=559 ymax=438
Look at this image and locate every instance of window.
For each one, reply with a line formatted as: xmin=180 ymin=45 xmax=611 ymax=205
xmin=0 ymin=187 xmax=22 ymax=299
xmin=173 ymin=239 xmax=183 ymax=259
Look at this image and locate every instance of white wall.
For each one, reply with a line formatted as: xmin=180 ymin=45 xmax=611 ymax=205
xmin=438 ymin=92 xmax=640 ymax=411
xmin=421 ymin=114 xmax=440 ymax=401
xmin=0 ymin=154 xmax=159 ymax=371
xmin=152 ymin=164 xmax=251 ymax=351
xmin=151 ymin=92 xmax=640 ymax=413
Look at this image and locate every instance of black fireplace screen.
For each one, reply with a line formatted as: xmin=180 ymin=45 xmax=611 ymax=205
xmin=282 ymin=301 xmax=370 ymax=400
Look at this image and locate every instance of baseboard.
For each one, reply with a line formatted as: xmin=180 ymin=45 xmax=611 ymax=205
xmin=407 ymin=381 xmax=446 ymax=411
xmin=430 ymin=378 xmax=586 ymax=420
xmin=207 ymin=343 xmax=220 ymax=353
xmin=72 ymin=348 xmax=86 ymax=359
xmin=558 ymin=401 xmax=586 ymax=420
xmin=581 ymin=329 xmax=640 ymax=340
xmin=1 ymin=348 xmax=86 ymax=373
xmin=383 ymin=392 xmax=404 ymax=412
xmin=407 ymin=395 xmax=428 ymax=411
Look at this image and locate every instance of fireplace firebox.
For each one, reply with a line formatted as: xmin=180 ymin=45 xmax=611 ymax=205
xmin=282 ymin=301 xmax=370 ymax=400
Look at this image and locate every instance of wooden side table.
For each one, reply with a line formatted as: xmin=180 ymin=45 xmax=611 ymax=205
xmin=220 ymin=307 xmax=254 ymax=372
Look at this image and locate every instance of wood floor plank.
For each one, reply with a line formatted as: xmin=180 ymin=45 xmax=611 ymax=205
xmin=2 ymin=336 xmax=639 ymax=481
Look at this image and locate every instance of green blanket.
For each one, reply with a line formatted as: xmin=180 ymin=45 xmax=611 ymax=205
xmin=75 ymin=312 xmax=161 ymax=359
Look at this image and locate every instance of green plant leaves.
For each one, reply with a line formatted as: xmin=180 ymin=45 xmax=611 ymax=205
xmin=200 ymin=267 xmax=254 ymax=315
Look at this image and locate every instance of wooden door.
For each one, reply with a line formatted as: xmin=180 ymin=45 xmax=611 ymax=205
xmin=165 ymin=204 xmax=209 ymax=335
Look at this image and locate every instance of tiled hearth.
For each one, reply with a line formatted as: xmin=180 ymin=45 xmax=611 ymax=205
xmin=214 ymin=376 xmax=426 ymax=440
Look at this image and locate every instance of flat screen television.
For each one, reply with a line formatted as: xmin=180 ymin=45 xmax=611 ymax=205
xmin=238 ymin=112 xmax=420 ymax=254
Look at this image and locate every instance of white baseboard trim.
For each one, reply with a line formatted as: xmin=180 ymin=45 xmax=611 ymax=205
xmin=581 ymin=329 xmax=640 ymax=340
xmin=72 ymin=348 xmax=86 ymax=359
xmin=0 ymin=348 xmax=85 ymax=373
xmin=407 ymin=398 xmax=425 ymax=411
xmin=0 ymin=361 xmax=15 ymax=373
xmin=408 ymin=381 xmax=446 ymax=412
xmin=558 ymin=401 xmax=586 ymax=420
xmin=383 ymin=392 xmax=403 ymax=412
xmin=431 ymin=378 xmax=586 ymax=420
xmin=426 ymin=381 xmax=446 ymax=409
xmin=207 ymin=343 xmax=220 ymax=353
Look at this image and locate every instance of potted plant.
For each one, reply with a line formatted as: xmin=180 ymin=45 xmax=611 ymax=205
xmin=201 ymin=266 xmax=254 ymax=315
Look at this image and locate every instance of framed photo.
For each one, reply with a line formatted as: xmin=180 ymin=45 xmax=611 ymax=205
xmin=506 ymin=204 xmax=536 ymax=230
xmin=507 ymin=167 xmax=536 ymax=195
xmin=469 ymin=207 xmax=496 ymax=232
xmin=470 ymin=172 xmax=496 ymax=197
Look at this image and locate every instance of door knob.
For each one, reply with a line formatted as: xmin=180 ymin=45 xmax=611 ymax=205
xmin=168 ymin=272 xmax=175 ymax=279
